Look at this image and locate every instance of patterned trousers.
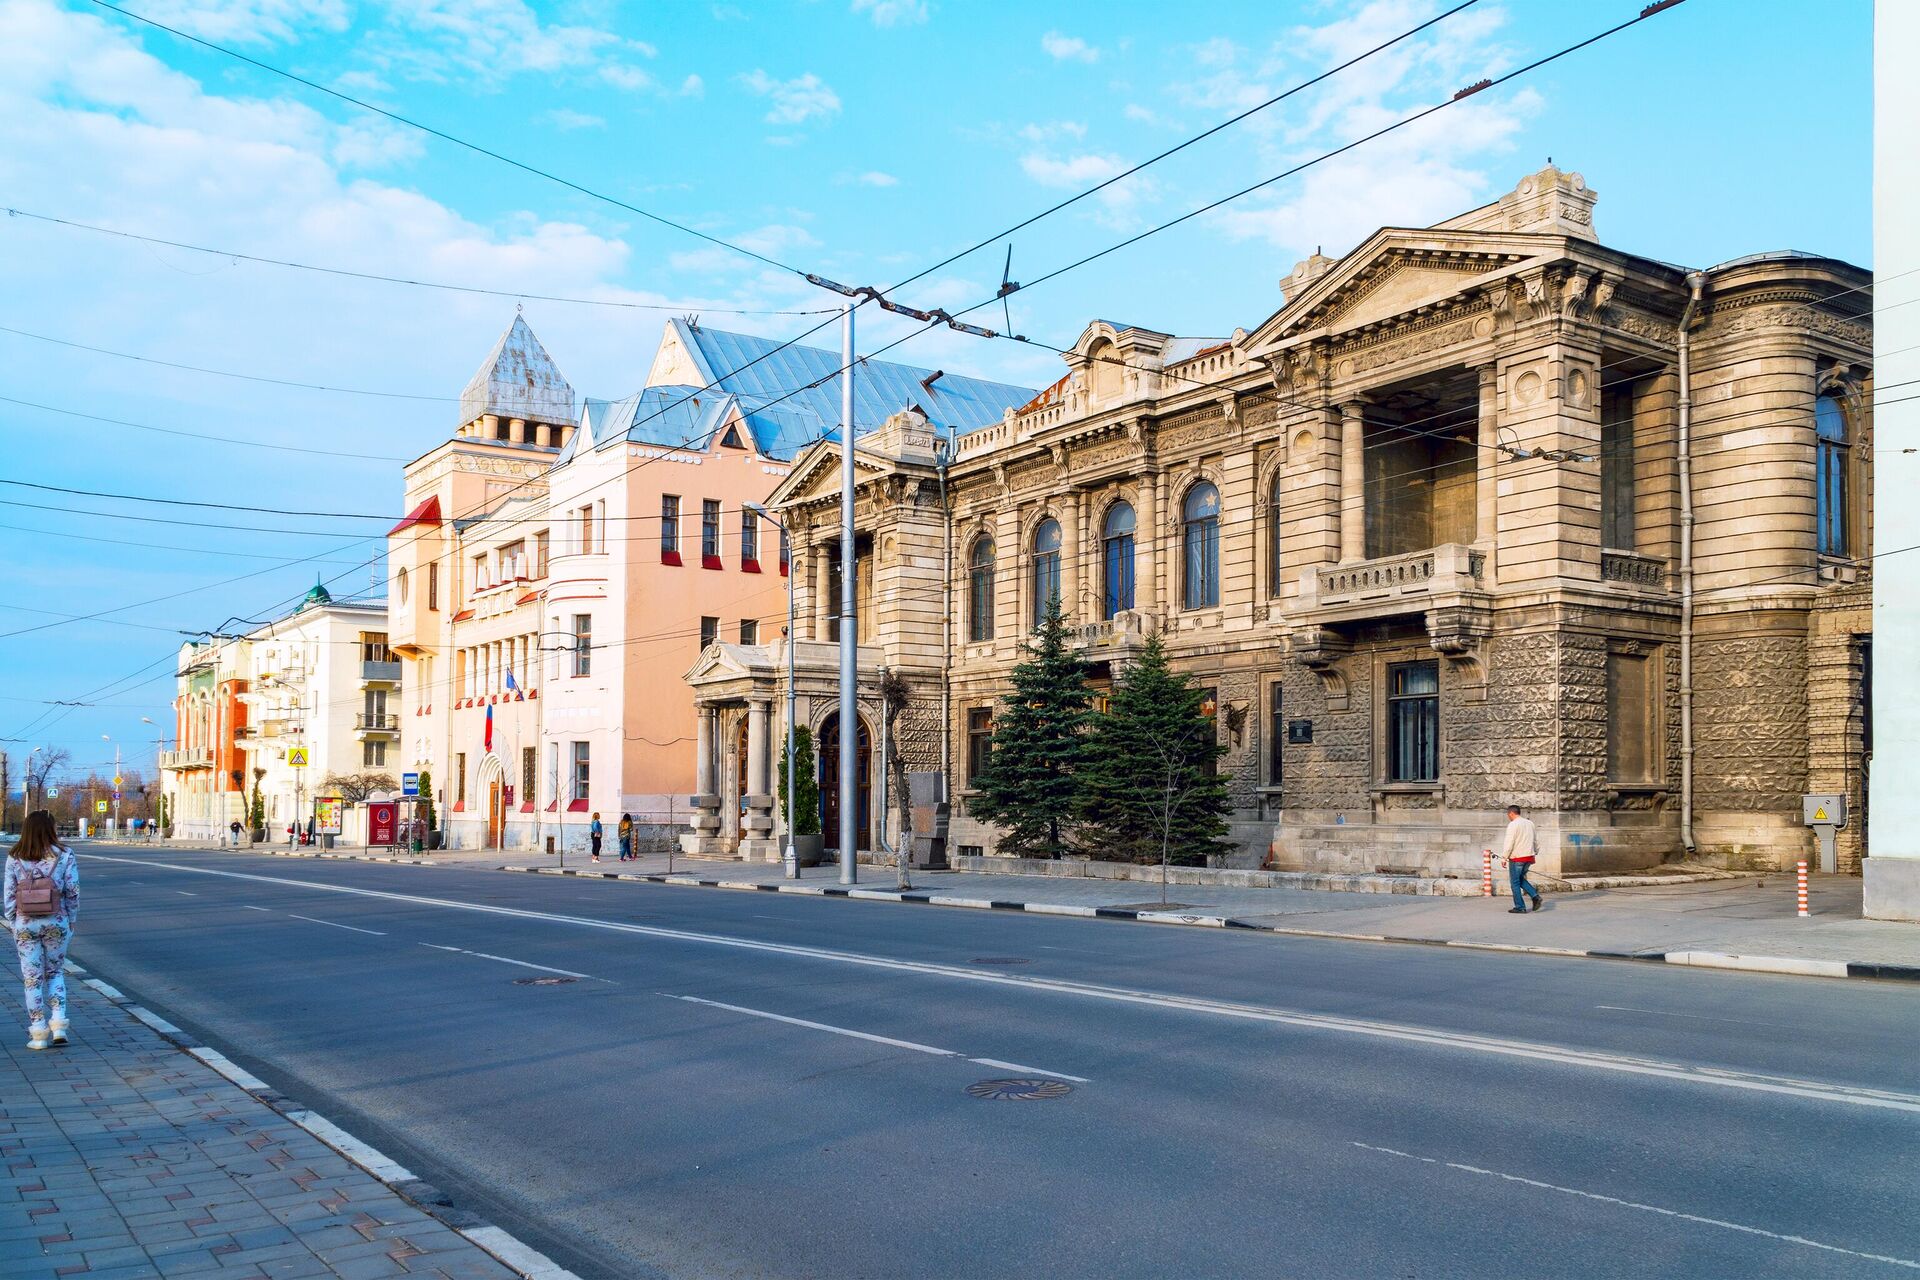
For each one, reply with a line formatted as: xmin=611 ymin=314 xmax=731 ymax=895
xmin=14 ymin=921 xmax=70 ymax=1028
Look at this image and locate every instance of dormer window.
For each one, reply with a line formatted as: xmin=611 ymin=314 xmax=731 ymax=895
xmin=1088 ymin=338 xmax=1122 ymax=401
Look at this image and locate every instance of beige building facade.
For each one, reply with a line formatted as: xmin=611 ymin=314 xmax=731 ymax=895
xmin=730 ymin=166 xmax=1872 ymax=880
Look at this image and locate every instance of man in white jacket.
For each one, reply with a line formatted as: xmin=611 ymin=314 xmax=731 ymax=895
xmin=1499 ymin=804 xmax=1543 ymax=913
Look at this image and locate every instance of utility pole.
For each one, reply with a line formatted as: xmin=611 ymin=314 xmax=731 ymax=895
xmin=837 ymin=299 xmax=858 ymax=885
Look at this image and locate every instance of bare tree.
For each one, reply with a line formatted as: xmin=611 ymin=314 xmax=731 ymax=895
xmin=25 ymin=746 xmax=70 ymax=812
xmin=320 ymin=772 xmax=399 ymax=804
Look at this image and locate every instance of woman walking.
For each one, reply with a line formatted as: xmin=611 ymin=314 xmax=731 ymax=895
xmin=5 ymin=811 xmax=80 ymax=1050
xmin=617 ymin=812 xmax=634 ymax=861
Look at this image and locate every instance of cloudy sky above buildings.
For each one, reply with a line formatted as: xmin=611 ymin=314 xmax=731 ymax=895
xmin=0 ymin=0 xmax=1871 ymax=771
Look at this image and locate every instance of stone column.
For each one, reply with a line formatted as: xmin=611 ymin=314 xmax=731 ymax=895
xmin=1060 ymin=493 xmax=1082 ymax=625
xmin=742 ymin=698 xmax=775 ymax=859
xmin=1339 ymin=400 xmax=1367 ymax=563
xmin=1476 ymin=364 xmax=1499 ymax=546
xmin=684 ymin=705 xmax=722 ymax=854
xmin=1138 ymin=470 xmax=1160 ymax=614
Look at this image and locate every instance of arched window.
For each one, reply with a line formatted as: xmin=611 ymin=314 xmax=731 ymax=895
xmin=1031 ymin=518 xmax=1062 ymax=628
xmin=1267 ymin=473 xmax=1285 ymax=598
xmin=1102 ymin=502 xmax=1136 ymax=619
xmin=1182 ymin=482 xmax=1221 ymax=609
xmin=968 ymin=537 xmax=996 ymax=642
xmin=1816 ymin=393 xmax=1850 ymax=557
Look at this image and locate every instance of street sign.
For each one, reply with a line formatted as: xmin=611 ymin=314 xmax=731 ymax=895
xmin=112 ymin=775 xmax=123 ymax=789
xmin=94 ymin=800 xmax=108 ymax=814
xmin=287 ymin=747 xmax=310 ymax=768
xmin=46 ymin=788 xmax=58 ymax=799
xmin=402 ymin=772 xmax=419 ymax=797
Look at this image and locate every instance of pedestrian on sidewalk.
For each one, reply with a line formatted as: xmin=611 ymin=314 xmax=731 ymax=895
xmin=5 ymin=810 xmax=80 ymax=1050
xmin=1499 ymin=804 xmax=1543 ymax=913
xmin=618 ymin=812 xmax=633 ymax=861
xmin=590 ymin=812 xmax=603 ymax=863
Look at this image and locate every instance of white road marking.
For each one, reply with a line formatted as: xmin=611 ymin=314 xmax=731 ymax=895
xmin=287 ymin=914 xmax=386 ymax=936
xmin=421 ymin=943 xmax=607 ymax=982
xmin=175 ymin=890 xmax=197 ymax=896
xmin=285 ymin=1109 xmax=415 ymax=1183
xmin=1596 ymin=1005 xmax=1797 ymax=1030
xmin=667 ymin=994 xmax=1088 ymax=1083
xmin=242 ymin=905 xmax=273 ymax=913
xmin=460 ymin=1225 xmax=585 ymax=1280
xmin=1352 ymin=1142 xmax=1920 ymax=1270
xmin=189 ymin=1047 xmax=271 ymax=1092
xmin=87 ymin=854 xmax=1920 ymax=1114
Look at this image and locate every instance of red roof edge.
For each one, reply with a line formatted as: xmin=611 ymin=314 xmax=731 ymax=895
xmin=389 ymin=494 xmax=443 ymax=536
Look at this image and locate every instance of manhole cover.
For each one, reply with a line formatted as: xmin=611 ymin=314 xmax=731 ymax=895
xmin=970 ymin=957 xmax=1031 ymax=966
xmin=966 ymin=1078 xmax=1073 ymax=1101
xmin=511 ymin=976 xmax=577 ymax=986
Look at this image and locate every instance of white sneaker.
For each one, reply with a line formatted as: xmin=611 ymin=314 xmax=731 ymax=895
xmin=27 ymin=1024 xmax=48 ymax=1051
xmin=49 ymin=1021 xmax=69 ymax=1045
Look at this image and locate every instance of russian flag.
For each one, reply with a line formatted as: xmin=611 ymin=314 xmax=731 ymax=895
xmin=484 ymin=701 xmax=494 ymax=753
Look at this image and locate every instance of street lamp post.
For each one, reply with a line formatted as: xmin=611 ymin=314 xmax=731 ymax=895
xmin=746 ymin=503 xmax=799 ymax=879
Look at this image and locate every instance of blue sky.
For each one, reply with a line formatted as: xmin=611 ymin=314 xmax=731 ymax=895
xmin=0 ymin=0 xmax=1872 ymax=777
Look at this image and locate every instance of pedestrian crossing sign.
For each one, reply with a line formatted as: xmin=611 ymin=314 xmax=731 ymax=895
xmin=94 ymin=800 xmax=108 ymax=814
xmin=287 ymin=747 xmax=310 ymax=768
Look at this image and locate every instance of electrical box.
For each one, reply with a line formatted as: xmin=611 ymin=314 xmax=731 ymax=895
xmin=1801 ymin=794 xmax=1846 ymax=829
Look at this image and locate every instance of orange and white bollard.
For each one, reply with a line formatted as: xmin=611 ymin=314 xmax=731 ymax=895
xmin=1483 ymin=849 xmax=1494 ymax=898
xmin=1796 ymin=860 xmax=1810 ymax=918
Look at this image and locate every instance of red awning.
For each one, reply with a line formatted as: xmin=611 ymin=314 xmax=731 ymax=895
xmin=388 ymin=494 xmax=442 ymax=535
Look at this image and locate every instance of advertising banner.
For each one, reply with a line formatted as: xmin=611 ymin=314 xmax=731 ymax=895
xmin=368 ymin=801 xmax=398 ymax=845
xmin=314 ymin=796 xmax=343 ymax=835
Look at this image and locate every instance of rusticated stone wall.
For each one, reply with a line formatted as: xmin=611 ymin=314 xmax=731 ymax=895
xmin=1806 ymin=581 xmax=1871 ymax=871
xmin=1276 ymin=653 xmax=1374 ymax=812
xmin=1692 ymin=630 xmax=1809 ymax=812
xmin=1445 ymin=631 xmax=1562 ymax=812
xmin=1556 ymin=631 xmax=1611 ymax=811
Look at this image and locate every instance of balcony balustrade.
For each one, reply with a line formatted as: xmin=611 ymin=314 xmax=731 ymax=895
xmin=355 ymin=712 xmax=400 ymax=734
xmin=361 ymin=659 xmax=402 ymax=684
xmin=159 ymin=747 xmax=213 ymax=771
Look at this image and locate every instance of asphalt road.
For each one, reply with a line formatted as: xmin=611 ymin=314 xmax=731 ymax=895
xmin=61 ymin=845 xmax=1920 ymax=1279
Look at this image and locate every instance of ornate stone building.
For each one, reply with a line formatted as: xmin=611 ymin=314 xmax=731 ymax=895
xmin=724 ymin=166 xmax=1872 ymax=879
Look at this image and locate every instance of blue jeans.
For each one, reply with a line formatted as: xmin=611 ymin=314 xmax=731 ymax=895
xmin=1509 ymin=860 xmax=1540 ymax=909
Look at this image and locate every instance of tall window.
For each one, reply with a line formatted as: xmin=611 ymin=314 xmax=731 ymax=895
xmin=1102 ymin=502 xmax=1135 ymax=619
xmin=471 ymin=551 xmax=490 ymax=594
xmin=577 ymin=504 xmax=596 ymax=555
xmin=1268 ymin=475 xmax=1287 ymax=597
xmin=1031 ymin=518 xmax=1062 ymax=628
xmin=702 ymin=499 xmax=722 ymax=563
xmin=427 ymin=562 xmax=439 ymax=611
xmin=521 ymin=746 xmax=536 ymax=805
xmin=1387 ymin=660 xmax=1440 ymax=783
xmin=966 ymin=707 xmax=994 ymax=785
xmin=779 ymin=527 xmax=790 ymax=575
xmin=455 ymin=753 xmax=467 ymax=805
xmin=700 ymin=616 xmax=719 ymax=648
xmin=363 ymin=740 xmax=387 ymax=767
xmin=739 ymin=619 xmax=758 ymax=645
xmin=1816 ymin=393 xmax=1850 ymax=556
xmin=571 ymin=741 xmax=590 ymax=802
xmin=1267 ymin=682 xmax=1284 ymax=787
xmin=571 ymin=613 xmax=591 ymax=677
xmin=534 ymin=530 xmax=550 ymax=578
xmin=740 ymin=509 xmax=760 ymax=564
xmin=968 ymin=537 xmax=996 ymax=643
xmin=499 ymin=540 xmax=526 ymax=581
xmin=361 ymin=632 xmax=392 ymax=663
xmin=1182 ymin=482 xmax=1221 ymax=609
xmin=661 ymin=495 xmax=681 ymax=560
xmin=1601 ymin=383 xmax=1637 ymax=550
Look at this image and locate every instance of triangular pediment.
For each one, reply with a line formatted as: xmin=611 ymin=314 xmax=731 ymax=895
xmin=1248 ymin=228 xmax=1567 ymax=351
xmin=684 ymin=641 xmax=773 ymax=685
xmin=767 ymin=439 xmax=892 ymax=509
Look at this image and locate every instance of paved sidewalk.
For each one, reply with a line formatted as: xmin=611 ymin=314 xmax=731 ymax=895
xmin=0 ymin=979 xmax=528 ymax=1279
xmin=139 ymin=838 xmax=1920 ymax=980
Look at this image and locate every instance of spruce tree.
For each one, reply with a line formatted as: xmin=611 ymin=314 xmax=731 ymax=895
xmin=970 ymin=598 xmax=1092 ymax=858
xmin=1077 ymin=635 xmax=1230 ymax=872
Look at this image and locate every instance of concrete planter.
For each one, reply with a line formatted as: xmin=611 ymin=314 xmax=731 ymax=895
xmin=791 ymin=833 xmax=825 ymax=867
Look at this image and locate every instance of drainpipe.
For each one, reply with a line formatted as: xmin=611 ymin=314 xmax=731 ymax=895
xmin=1678 ymin=271 xmax=1706 ymax=854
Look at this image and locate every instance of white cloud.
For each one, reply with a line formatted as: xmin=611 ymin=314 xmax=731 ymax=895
xmin=738 ymin=69 xmax=841 ymax=125
xmin=856 ymin=171 xmax=898 ymax=187
xmin=668 ymin=223 xmax=818 ymax=274
xmin=1041 ymin=31 xmax=1097 ymax=63
xmin=1017 ymin=120 xmax=1087 ymax=143
xmin=1020 ymin=151 xmax=1126 ymax=188
xmin=130 ymin=1 xmax=349 ymax=46
xmin=542 ymin=108 xmax=606 ymax=131
xmin=354 ymin=0 xmax=658 ymax=87
xmin=598 ymin=63 xmax=656 ymax=92
xmin=679 ymin=73 xmax=704 ymax=97
xmin=851 ymin=0 xmax=929 ymax=27
xmin=1123 ymin=103 xmax=1163 ymax=126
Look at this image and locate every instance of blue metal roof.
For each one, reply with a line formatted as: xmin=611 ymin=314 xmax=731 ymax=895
xmin=666 ymin=319 xmax=1037 ymax=460
xmin=575 ymin=387 xmax=733 ymax=459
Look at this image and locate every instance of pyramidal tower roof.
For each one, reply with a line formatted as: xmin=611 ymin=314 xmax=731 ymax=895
xmin=458 ymin=314 xmax=575 ymax=428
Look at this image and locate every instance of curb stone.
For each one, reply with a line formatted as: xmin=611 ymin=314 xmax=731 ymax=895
xmin=61 ymin=960 xmax=583 ymax=1280
xmin=176 ymin=845 xmax=1920 ymax=986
